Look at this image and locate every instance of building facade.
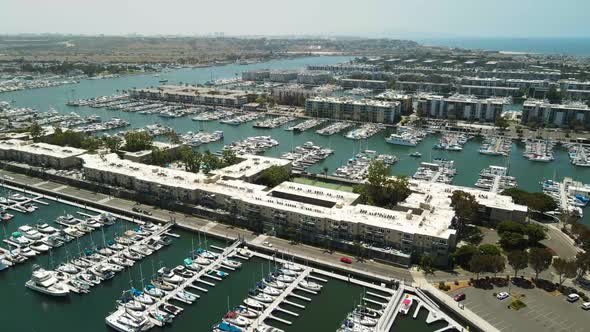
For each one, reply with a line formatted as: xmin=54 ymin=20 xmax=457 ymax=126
xmin=128 ymin=85 xmax=251 ymax=107
xmin=416 ymin=94 xmax=509 ymax=122
xmin=0 ymin=140 xmax=86 ymax=169
xmin=522 ymin=99 xmax=590 ymax=128
xmin=305 ymin=97 xmax=401 ymax=124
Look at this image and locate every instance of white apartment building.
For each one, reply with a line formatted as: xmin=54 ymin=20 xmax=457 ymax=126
xmin=416 ymin=94 xmax=509 ymax=122
xmin=305 ymin=96 xmax=401 ymax=124
xmin=296 ymin=71 xmax=333 ymax=85
xmin=0 ymin=140 xmax=86 ymax=169
xmin=522 ymin=99 xmax=590 ymax=128
xmin=241 ymin=69 xmax=270 ymax=81
xmin=128 ymin=85 xmax=251 ymax=107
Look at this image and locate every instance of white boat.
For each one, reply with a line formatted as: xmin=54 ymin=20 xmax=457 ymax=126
xmin=9 ymin=193 xmax=28 ymax=201
xmin=258 ymin=284 xmax=281 ymax=296
xmin=18 ymin=247 xmax=39 ymax=257
xmin=193 ymin=256 xmax=211 ymax=265
xmin=254 ymin=324 xmax=284 ymax=332
xmin=263 ymin=277 xmax=286 ymax=289
xmin=91 ymin=264 xmax=115 ymax=280
xmin=25 ymin=265 xmax=70 ymax=297
xmin=222 ymin=259 xmax=242 ymax=269
xmin=223 ymin=311 xmax=252 ymax=327
xmin=144 ymin=284 xmax=165 ymax=298
xmin=18 ymin=225 xmax=43 ymax=240
xmin=183 ymin=258 xmax=202 ymax=272
xmin=56 ymin=263 xmax=79 ymax=274
xmin=234 ymin=306 xmax=258 ymax=318
xmin=282 ymin=262 xmax=302 ymax=272
xmin=248 ymin=291 xmax=274 ymax=303
xmin=110 ymin=256 xmax=134 ymax=267
xmin=298 ymin=279 xmax=322 ymax=292
xmin=157 ymin=267 xmax=183 ymax=284
xmin=105 ymin=310 xmax=152 ymax=332
xmin=71 ymin=258 xmax=92 ymax=268
xmin=275 ymin=274 xmax=295 ymax=283
xmin=36 ymin=223 xmax=60 ymax=235
xmin=385 ymin=134 xmax=418 ymax=146
xmin=243 ymin=298 xmax=265 ymax=310
xmin=9 ymin=232 xmax=31 ymax=246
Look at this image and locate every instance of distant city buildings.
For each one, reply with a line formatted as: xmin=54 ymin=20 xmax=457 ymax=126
xmin=305 ymin=96 xmax=401 ymax=124
xmin=416 ymin=94 xmax=509 ymax=122
xmin=339 ymin=78 xmax=387 ymax=91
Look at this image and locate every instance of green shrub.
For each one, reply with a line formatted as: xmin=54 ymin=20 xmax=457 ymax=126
xmin=509 ymin=299 xmax=527 ymax=310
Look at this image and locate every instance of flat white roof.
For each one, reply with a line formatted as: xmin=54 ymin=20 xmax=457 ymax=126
xmin=307 ymin=96 xmax=400 ymax=108
xmin=0 ymin=140 xmax=87 ymax=159
xmin=269 ymin=181 xmax=360 ymax=206
xmin=211 ymin=154 xmax=291 ymax=180
xmin=523 ymin=99 xmax=590 ymax=111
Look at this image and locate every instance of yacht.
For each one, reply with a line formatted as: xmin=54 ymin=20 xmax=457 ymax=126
xmin=9 ymin=193 xmax=28 ymax=201
xmin=9 ymin=232 xmax=32 ymax=246
xmin=385 ymin=133 xmax=418 ymax=146
xmin=158 ymin=267 xmax=184 ymax=284
xmin=213 ymin=322 xmax=243 ymax=332
xmin=254 ymin=324 xmax=284 ymax=332
xmin=18 ymin=246 xmax=38 ymax=257
xmin=105 ymin=310 xmax=152 ymax=332
xmin=172 ymin=265 xmax=194 ymax=278
xmin=223 ymin=311 xmax=252 ymax=327
xmin=36 ymin=223 xmax=60 ymax=235
xmin=234 ymin=306 xmax=258 ymax=319
xmin=183 ymin=258 xmax=202 ymax=272
xmin=282 ymin=262 xmax=302 ymax=272
xmin=144 ymin=284 xmax=165 ymax=298
xmin=30 ymin=241 xmax=51 ymax=252
xmin=243 ymin=298 xmax=265 ymax=311
xmin=56 ymin=214 xmax=77 ymax=225
xmin=25 ymin=265 xmax=70 ymax=297
xmin=56 ymin=263 xmax=79 ymax=274
xmin=91 ymin=264 xmax=116 ymax=280
xmin=222 ymin=259 xmax=242 ymax=269
xmin=248 ymin=289 xmax=274 ymax=303
xmin=409 ymin=151 xmax=422 ymax=157
xmin=298 ymin=279 xmax=322 ymax=292
xmin=18 ymin=225 xmax=43 ymax=240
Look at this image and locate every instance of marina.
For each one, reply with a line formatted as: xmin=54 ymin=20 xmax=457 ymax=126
xmin=433 ymin=133 xmax=471 ymax=151
xmin=385 ymin=127 xmax=428 ymax=147
xmin=285 ymin=119 xmax=327 ymax=133
xmin=254 ymin=116 xmax=298 ymax=129
xmin=344 ymin=124 xmax=386 ymax=140
xmin=333 ymin=150 xmax=398 ymax=181
xmin=180 ymin=130 xmax=224 ymax=147
xmin=315 ymin=121 xmax=353 ymax=136
xmin=523 ymin=139 xmax=555 ymax=162
xmin=474 ymin=165 xmax=517 ymax=193
xmin=567 ymin=143 xmax=590 ymax=167
xmin=280 ymin=141 xmax=334 ymax=172
xmin=478 ymin=137 xmax=512 ymax=156
xmin=223 ymin=136 xmax=279 ymax=155
xmin=412 ymin=159 xmax=457 ymax=184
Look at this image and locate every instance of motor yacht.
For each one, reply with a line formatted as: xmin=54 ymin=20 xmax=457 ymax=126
xmin=223 ymin=311 xmax=252 ymax=327
xmin=158 ymin=267 xmax=183 ymax=284
xmin=172 ymin=265 xmax=194 ymax=278
xmin=254 ymin=324 xmax=284 ymax=332
xmin=144 ymin=284 xmax=165 ymax=298
xmin=222 ymin=259 xmax=242 ymax=269
xmin=30 ymin=241 xmax=51 ymax=252
xmin=110 ymin=256 xmax=134 ymax=267
xmin=35 ymin=223 xmax=60 ymax=235
xmin=183 ymin=258 xmax=202 ymax=272
xmin=25 ymin=265 xmax=70 ymax=297
xmin=9 ymin=232 xmax=32 ymax=246
xmin=18 ymin=225 xmax=43 ymax=240
xmin=56 ymin=263 xmax=79 ymax=274
xmin=399 ymin=296 xmax=413 ymax=315
xmin=91 ymin=264 xmax=116 ymax=280
xmin=298 ymin=279 xmax=322 ymax=292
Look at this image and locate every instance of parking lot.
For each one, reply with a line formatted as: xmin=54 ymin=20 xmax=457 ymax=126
xmin=449 ymin=284 xmax=588 ymax=332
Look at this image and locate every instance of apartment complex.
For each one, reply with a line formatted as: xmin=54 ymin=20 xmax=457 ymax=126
xmin=559 ymin=79 xmax=590 ymax=100
xmin=0 ymin=139 xmax=86 ymax=169
xmin=458 ymin=77 xmax=553 ymax=97
xmin=128 ymin=85 xmax=251 ymax=107
xmin=374 ymin=90 xmax=413 ymax=115
xmin=339 ymin=78 xmax=387 ymax=90
xmin=522 ymin=99 xmax=590 ymax=128
xmin=395 ymin=81 xmax=452 ymax=94
xmin=269 ymin=70 xmax=299 ymax=83
xmin=241 ymin=69 xmax=270 ymax=81
xmin=296 ymin=71 xmax=333 ymax=85
xmin=305 ymin=96 xmax=401 ymax=124
xmin=416 ymin=94 xmax=509 ymax=122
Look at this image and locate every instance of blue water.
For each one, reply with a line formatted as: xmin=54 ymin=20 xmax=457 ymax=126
xmin=417 ymin=37 xmax=590 ymax=56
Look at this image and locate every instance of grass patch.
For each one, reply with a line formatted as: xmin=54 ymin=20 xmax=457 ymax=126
xmin=292 ymin=177 xmax=354 ymax=192
xmin=509 ymin=299 xmax=527 ymax=311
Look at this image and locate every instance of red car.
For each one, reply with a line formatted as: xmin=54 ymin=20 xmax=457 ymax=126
xmin=340 ymin=257 xmax=353 ymax=264
xmin=453 ymin=293 xmax=466 ymax=302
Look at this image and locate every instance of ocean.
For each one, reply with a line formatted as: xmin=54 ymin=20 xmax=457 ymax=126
xmin=416 ymin=37 xmax=590 ymax=57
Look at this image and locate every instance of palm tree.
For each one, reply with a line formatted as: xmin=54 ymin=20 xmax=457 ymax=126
xmin=323 ymin=166 xmax=329 ymax=178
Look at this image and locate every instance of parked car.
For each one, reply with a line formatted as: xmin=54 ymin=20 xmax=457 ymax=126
xmin=453 ymin=293 xmax=466 ymax=302
xmin=567 ymin=294 xmax=580 ymax=302
xmin=581 ymin=302 xmax=590 ymax=310
xmin=340 ymin=257 xmax=352 ymax=264
xmin=496 ymin=292 xmax=509 ymax=300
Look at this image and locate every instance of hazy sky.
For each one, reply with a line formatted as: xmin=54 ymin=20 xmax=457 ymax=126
xmin=1 ymin=0 xmax=588 ymax=38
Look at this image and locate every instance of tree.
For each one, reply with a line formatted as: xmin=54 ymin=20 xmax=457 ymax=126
xmin=497 ymin=220 xmax=526 ymax=235
xmin=123 ymin=131 xmax=153 ymax=152
xmin=507 ymin=250 xmax=529 ymax=278
xmin=453 ymin=245 xmax=477 ymax=268
xmin=499 ymin=232 xmax=528 ymax=250
xmin=501 ymin=188 xmax=557 ymax=213
xmin=29 ymin=121 xmax=43 ymax=139
xmin=495 ymin=117 xmax=510 ymax=130
xmin=450 ymin=190 xmax=480 ymax=238
xmin=420 ymin=255 xmax=434 ymax=274
xmin=322 ymin=166 xmax=329 ymax=178
xmin=256 ymin=165 xmax=291 ymax=188
xmin=525 ymin=223 xmax=547 ymax=245
xmin=575 ymin=251 xmax=590 ymax=279
xmin=165 ymin=130 xmax=181 ymax=144
xmin=546 ymin=86 xmax=563 ymax=104
xmin=528 ymin=247 xmax=553 ymax=280
xmin=353 ymin=160 xmax=410 ymax=209
xmin=221 ymin=149 xmax=239 ymax=166
xmin=489 ymin=255 xmax=506 ymax=277
xmin=553 ymin=258 xmax=578 ymax=286
xmin=469 ymin=254 xmax=491 ymax=279
xmin=478 ymin=244 xmax=501 ymax=256
xmin=104 ymin=136 xmax=122 ymax=153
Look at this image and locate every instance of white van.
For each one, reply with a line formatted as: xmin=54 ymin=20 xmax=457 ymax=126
xmin=567 ymin=294 xmax=580 ymax=302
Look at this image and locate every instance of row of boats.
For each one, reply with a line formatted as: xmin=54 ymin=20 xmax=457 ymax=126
xmin=412 ymin=159 xmax=456 ymax=184
xmin=337 ymin=303 xmax=385 ymax=332
xmin=220 ymin=112 xmax=265 ymax=126
xmin=286 ymin=118 xmax=327 ymax=132
xmin=523 ymin=139 xmax=555 ymax=162
xmin=541 ymin=179 xmax=588 ymax=218
xmin=566 ymin=143 xmax=590 ymax=167
xmin=24 ymin=222 xmax=172 ymax=297
xmin=316 ymin=121 xmax=353 ymax=136
xmin=1 ymin=213 xmax=118 ymax=270
xmin=106 ymin=245 xmax=250 ymax=332
xmin=180 ymin=131 xmax=224 ymax=147
xmin=344 ymin=124 xmax=387 ymax=140
xmin=253 ymin=116 xmax=297 ymax=129
xmin=74 ymin=117 xmax=130 ymax=133
xmin=474 ymin=166 xmax=517 ymax=193
xmin=385 ymin=127 xmax=429 ymax=147
xmin=479 ymin=137 xmax=512 ymax=156
xmin=222 ymin=136 xmax=279 ymax=155
xmin=280 ymin=141 xmax=334 ymax=172
xmin=433 ymin=133 xmax=472 ymax=151
xmin=213 ymin=261 xmax=322 ymax=332
xmin=334 ymin=150 xmax=398 ymax=181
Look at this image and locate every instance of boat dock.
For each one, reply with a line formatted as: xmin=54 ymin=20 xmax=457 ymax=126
xmin=105 ymin=240 xmax=243 ymax=329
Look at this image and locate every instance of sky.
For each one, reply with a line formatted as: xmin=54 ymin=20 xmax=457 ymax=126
xmin=1 ymin=0 xmax=588 ymax=38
